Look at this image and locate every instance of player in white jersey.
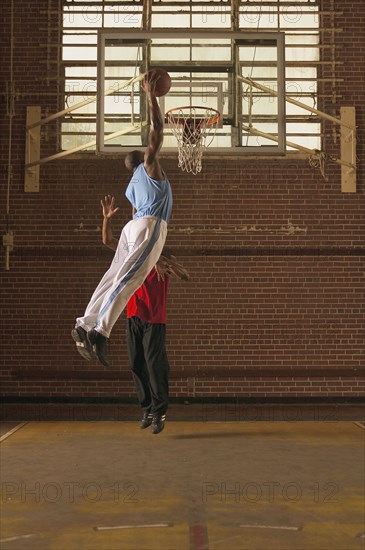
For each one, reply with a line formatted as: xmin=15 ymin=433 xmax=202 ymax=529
xmin=72 ymin=72 xmax=173 ymax=367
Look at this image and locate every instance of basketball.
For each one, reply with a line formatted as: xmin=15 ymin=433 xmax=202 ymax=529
xmin=143 ymin=68 xmax=172 ymax=97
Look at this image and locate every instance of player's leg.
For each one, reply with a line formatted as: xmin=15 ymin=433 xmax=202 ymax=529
xmin=126 ymin=317 xmax=153 ymax=429
xmin=143 ymin=322 xmax=169 ymax=434
xmin=82 ymin=216 xmax=166 ymax=367
xmin=93 ymin=216 xmax=167 ymax=338
xmin=72 ymin=223 xmax=130 ymax=362
xmin=75 ymin=222 xmax=131 ymax=332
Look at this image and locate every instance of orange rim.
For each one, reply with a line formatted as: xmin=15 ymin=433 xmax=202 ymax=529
xmin=165 ymin=106 xmax=221 ymax=127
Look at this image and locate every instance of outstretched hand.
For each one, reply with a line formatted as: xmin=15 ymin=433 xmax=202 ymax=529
xmin=101 ymin=195 xmax=120 ymax=219
xmin=155 ymin=255 xmax=190 ymax=282
xmin=142 ymin=70 xmax=161 ymax=95
xmin=155 ymin=257 xmax=174 ymax=282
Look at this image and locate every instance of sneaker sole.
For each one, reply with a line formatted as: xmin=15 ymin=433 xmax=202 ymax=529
xmin=151 ymin=423 xmax=165 ymax=435
xmin=71 ymin=328 xmax=97 ymax=361
xmin=87 ymin=329 xmax=111 ymax=367
xmin=140 ymin=422 xmax=153 ymax=429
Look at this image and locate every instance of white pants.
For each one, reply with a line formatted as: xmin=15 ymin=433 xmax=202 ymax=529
xmin=76 ymin=216 xmax=167 ymax=338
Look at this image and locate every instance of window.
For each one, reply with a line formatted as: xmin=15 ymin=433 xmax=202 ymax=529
xmin=61 ymin=0 xmax=325 ymax=155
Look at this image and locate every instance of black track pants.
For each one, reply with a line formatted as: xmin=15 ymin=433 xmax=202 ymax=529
xmin=126 ymin=316 xmax=169 ymax=416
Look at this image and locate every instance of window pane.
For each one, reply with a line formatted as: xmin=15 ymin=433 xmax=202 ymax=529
xmin=192 ymin=6 xmax=231 ymax=28
xmin=104 ymin=6 xmax=142 ymax=27
xmin=151 ymin=7 xmax=191 ymax=28
xmin=63 ymin=47 xmax=97 ymax=61
xmin=63 ymin=9 xmax=102 ymax=28
xmin=240 ymin=10 xmax=278 ymax=29
xmin=280 ymin=12 xmax=318 ymax=29
xmin=285 ymin=46 xmax=319 ymax=62
xmin=65 ymin=67 xmax=97 ymax=78
xmin=151 ymin=40 xmax=191 ymax=62
xmin=63 ymin=33 xmax=97 ymax=45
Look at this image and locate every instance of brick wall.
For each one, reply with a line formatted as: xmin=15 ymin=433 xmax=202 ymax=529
xmin=1 ymin=1 xmax=364 ymax=400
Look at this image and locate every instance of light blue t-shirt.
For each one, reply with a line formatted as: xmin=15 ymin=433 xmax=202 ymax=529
xmin=125 ymin=164 xmax=173 ymax=223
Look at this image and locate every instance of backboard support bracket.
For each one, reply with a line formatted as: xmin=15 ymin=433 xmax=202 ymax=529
xmin=25 ymin=106 xmax=41 ymax=192
xmin=340 ymin=106 xmax=356 ymax=193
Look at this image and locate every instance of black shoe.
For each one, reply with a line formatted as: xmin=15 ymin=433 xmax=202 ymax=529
xmin=140 ymin=412 xmax=153 ymax=429
xmin=87 ymin=329 xmax=110 ymax=367
xmin=71 ymin=326 xmax=97 ymax=361
xmin=151 ymin=414 xmax=166 ymax=435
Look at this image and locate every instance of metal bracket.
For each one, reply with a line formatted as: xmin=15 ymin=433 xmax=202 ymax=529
xmin=3 ymin=231 xmax=14 ymax=271
xmin=25 ymin=106 xmax=41 ymax=192
xmin=340 ymin=106 xmax=356 ymax=193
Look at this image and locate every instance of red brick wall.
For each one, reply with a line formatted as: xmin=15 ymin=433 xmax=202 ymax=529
xmin=1 ymin=1 xmax=364 ymax=400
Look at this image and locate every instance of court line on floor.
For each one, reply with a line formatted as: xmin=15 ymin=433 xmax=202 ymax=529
xmin=353 ymin=421 xmax=365 ymax=430
xmin=0 ymin=422 xmax=28 ymax=443
xmin=239 ymin=524 xmax=302 ymax=531
xmin=94 ymin=523 xmax=173 ymax=531
xmin=0 ymin=534 xmax=37 ymax=543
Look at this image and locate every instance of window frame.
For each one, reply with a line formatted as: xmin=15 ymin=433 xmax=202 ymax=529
xmin=96 ymin=29 xmax=286 ymax=155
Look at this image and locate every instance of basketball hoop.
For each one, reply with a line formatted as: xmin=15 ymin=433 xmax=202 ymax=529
xmin=165 ymin=106 xmax=221 ymax=174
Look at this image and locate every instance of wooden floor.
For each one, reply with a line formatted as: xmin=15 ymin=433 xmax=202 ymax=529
xmin=1 ymin=418 xmax=364 ymax=549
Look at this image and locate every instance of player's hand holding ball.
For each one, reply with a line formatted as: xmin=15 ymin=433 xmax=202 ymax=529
xmin=142 ymin=68 xmax=172 ymax=97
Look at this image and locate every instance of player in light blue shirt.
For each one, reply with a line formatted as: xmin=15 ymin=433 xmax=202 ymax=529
xmin=73 ymin=71 xmax=173 ymax=373
xmin=125 ymin=161 xmax=172 ymax=222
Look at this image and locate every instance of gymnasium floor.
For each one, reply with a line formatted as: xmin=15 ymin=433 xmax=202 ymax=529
xmin=1 ymin=411 xmax=364 ymax=550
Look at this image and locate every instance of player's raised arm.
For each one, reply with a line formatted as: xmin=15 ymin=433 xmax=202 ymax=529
xmin=101 ymin=195 xmax=120 ymax=251
xmin=143 ymin=71 xmax=164 ymax=180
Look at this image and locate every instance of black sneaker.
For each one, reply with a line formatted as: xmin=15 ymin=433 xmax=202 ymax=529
xmin=140 ymin=412 xmax=153 ymax=429
xmin=71 ymin=326 xmax=97 ymax=361
xmin=87 ymin=329 xmax=110 ymax=367
xmin=151 ymin=414 xmax=166 ymax=435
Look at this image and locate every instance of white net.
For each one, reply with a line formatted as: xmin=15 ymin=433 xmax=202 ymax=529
xmin=166 ymin=106 xmax=220 ymax=175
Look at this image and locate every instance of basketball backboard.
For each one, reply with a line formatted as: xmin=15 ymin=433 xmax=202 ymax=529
xmin=96 ymin=29 xmax=286 ymax=156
